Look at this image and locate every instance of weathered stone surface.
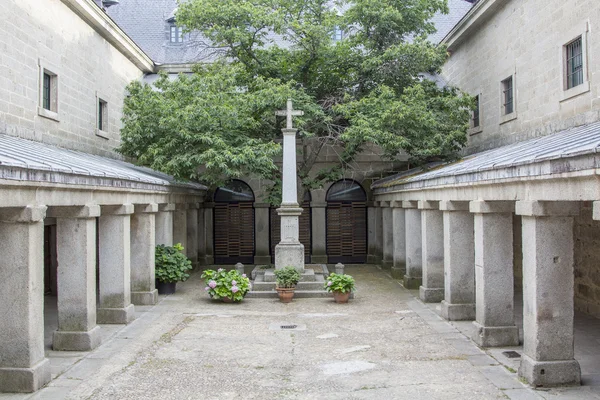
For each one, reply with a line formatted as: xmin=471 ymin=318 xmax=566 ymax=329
xmin=404 ymin=208 xmax=422 ymax=289
xmin=419 ymin=208 xmax=444 ymax=303
xmin=131 ymin=210 xmax=157 ymax=306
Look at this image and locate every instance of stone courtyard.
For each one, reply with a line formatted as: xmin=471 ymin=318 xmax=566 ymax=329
xmin=1 ymin=265 xmax=598 ymax=400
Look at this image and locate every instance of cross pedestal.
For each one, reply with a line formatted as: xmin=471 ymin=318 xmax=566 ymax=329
xmin=274 ymin=100 xmax=305 ymax=272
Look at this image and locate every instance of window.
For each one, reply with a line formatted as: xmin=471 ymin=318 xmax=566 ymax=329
xmin=501 ymin=76 xmax=513 ymax=115
xmin=472 ymin=95 xmax=480 ymax=128
xmin=98 ymin=99 xmax=107 ymax=131
xmin=332 ymin=26 xmax=344 ymax=41
xmin=38 ymin=60 xmax=59 ymax=121
xmin=566 ymin=36 xmax=583 ymax=90
xmin=170 ymin=25 xmax=183 ymax=43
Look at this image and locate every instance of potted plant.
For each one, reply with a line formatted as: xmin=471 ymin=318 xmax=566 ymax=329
xmin=324 ymin=273 xmax=355 ymax=303
xmin=202 ymin=268 xmax=251 ymax=302
xmin=274 ymin=266 xmax=301 ymax=303
xmin=155 ymin=243 xmax=193 ymax=294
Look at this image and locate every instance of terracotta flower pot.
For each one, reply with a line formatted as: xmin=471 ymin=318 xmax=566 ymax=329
xmin=333 ymin=291 xmax=351 ymax=303
xmin=222 ymin=296 xmax=233 ymax=303
xmin=276 ymin=287 xmax=296 ymax=303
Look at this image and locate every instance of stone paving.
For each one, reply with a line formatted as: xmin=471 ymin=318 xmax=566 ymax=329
xmin=1 ymin=265 xmax=599 ymax=399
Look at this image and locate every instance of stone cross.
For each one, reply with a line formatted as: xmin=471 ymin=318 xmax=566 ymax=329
xmin=275 ymin=99 xmax=304 ymax=130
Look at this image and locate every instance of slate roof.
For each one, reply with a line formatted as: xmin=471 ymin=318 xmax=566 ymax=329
xmin=107 ymin=0 xmax=475 ymax=65
xmin=372 ymin=120 xmax=600 ymax=192
xmin=0 ymin=134 xmax=206 ymax=192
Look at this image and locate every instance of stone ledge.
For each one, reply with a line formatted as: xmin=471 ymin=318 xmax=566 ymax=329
xmin=52 ymin=326 xmax=102 ymax=351
xmin=0 ymin=358 xmax=51 ymax=393
xmin=441 ymin=301 xmax=475 ymax=321
xmin=472 ymin=322 xmax=519 ymax=347
xmin=518 ymin=354 xmax=581 ymax=387
xmin=97 ymin=304 xmax=135 ymax=324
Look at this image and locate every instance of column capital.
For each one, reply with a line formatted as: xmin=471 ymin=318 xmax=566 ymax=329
xmin=158 ymin=203 xmax=176 ymax=212
xmin=401 ymin=200 xmax=419 ymax=209
xmin=203 ymin=202 xmax=215 ymax=209
xmin=0 ymin=205 xmax=47 ymax=223
xmin=418 ymin=200 xmax=440 ymax=210
xmin=515 ymin=201 xmax=580 ymax=217
xmin=187 ymin=202 xmax=201 ymax=210
xmin=380 ymin=201 xmax=391 ymax=208
xmin=439 ymin=201 xmax=470 ymax=212
xmin=254 ymin=203 xmax=271 ymax=209
xmin=174 ymin=203 xmax=190 ymax=211
xmin=594 ymin=201 xmax=600 ymax=221
xmin=281 ymin=128 xmax=298 ymax=136
xmin=134 ymin=203 xmax=158 ymax=214
xmin=46 ymin=205 xmax=99 ymax=219
xmin=101 ymin=204 xmax=134 ymax=215
xmin=469 ymin=200 xmax=514 ymax=214
xmin=391 ymin=201 xmax=404 ymax=208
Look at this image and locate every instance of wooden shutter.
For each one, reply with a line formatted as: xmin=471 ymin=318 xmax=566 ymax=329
xmin=326 ymin=201 xmax=367 ymax=263
xmin=214 ymin=203 xmax=254 ymax=264
xmin=270 ymin=201 xmax=311 ymax=262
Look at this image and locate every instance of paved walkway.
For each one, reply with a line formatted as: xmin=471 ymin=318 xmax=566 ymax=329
xmin=2 ymin=266 xmax=599 ymax=399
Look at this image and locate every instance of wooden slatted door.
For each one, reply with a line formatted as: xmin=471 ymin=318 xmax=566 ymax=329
xmin=270 ymin=201 xmax=312 ymax=263
xmin=214 ymin=202 xmax=255 ymax=264
xmin=326 ymin=201 xmax=367 ymax=263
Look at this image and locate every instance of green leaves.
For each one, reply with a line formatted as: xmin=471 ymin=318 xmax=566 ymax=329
xmin=155 ymin=243 xmax=193 ymax=283
xmin=274 ymin=266 xmax=301 ymax=288
xmin=201 ymin=268 xmax=251 ymax=302
xmin=324 ymin=272 xmax=356 ymax=293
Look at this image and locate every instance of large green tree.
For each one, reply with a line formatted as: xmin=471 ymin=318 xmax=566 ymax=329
xmin=119 ymin=0 xmax=473 ymax=199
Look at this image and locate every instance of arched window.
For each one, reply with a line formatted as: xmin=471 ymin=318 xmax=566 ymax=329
xmin=214 ymin=180 xmax=255 ymax=264
xmin=271 ymin=191 xmax=312 ymax=263
xmin=326 ymin=180 xmax=368 ymax=263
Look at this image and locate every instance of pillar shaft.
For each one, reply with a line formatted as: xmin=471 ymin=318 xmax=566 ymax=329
xmin=204 ymin=205 xmax=214 ymax=265
xmin=54 ymin=208 xmax=102 ymax=351
xmin=311 ymin=203 xmax=327 ymax=264
xmin=254 ymin=204 xmax=271 ymax=264
xmin=130 ymin=204 xmax=158 ymax=306
xmin=391 ymin=205 xmax=406 ymax=280
xmin=98 ymin=206 xmax=134 ymax=324
xmin=404 ymin=203 xmax=422 ymax=289
xmin=0 ymin=206 xmax=51 ymax=393
xmin=173 ymin=207 xmax=188 ymax=250
xmin=155 ymin=204 xmax=174 ymax=246
xmin=197 ymin=206 xmax=207 ymax=265
xmin=186 ymin=206 xmax=199 ymax=267
xmin=440 ymin=204 xmax=475 ymax=321
xmin=367 ymin=205 xmax=382 ymax=264
xmin=470 ymin=201 xmax=518 ymax=347
xmin=517 ymin=201 xmax=581 ymax=387
xmin=419 ymin=205 xmax=444 ymax=303
xmin=381 ymin=205 xmax=394 ymax=269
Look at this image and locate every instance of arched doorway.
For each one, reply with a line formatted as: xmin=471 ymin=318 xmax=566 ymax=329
xmin=326 ymin=180 xmax=368 ymax=263
xmin=214 ymin=180 xmax=255 ymax=264
xmin=270 ymin=191 xmax=312 ymax=263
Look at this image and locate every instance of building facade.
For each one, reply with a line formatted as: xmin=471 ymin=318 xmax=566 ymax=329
xmin=372 ymin=0 xmax=600 ymax=387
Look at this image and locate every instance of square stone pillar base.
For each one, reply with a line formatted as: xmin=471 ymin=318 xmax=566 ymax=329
xmin=0 ymin=359 xmax=51 ymax=393
xmin=403 ymin=275 xmax=422 ymax=289
xmin=254 ymin=255 xmax=272 ymax=265
xmin=519 ymin=355 xmax=581 ymax=387
xmin=367 ymin=255 xmax=382 ymax=264
xmin=275 ymin=242 xmax=305 ymax=272
xmin=131 ymin=289 xmax=158 ymax=306
xmin=390 ymin=265 xmax=405 ymax=280
xmin=311 ymin=255 xmax=328 ymax=264
xmin=53 ymin=325 xmax=102 ymax=351
xmin=419 ymin=286 xmax=444 ymax=303
xmin=441 ymin=301 xmax=475 ymax=321
xmin=98 ymin=304 xmax=135 ymax=324
xmin=472 ymin=321 xmax=519 ymax=347
xmin=381 ymin=260 xmax=393 ymax=270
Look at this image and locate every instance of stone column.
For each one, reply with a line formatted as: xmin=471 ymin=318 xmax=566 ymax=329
xmin=391 ymin=201 xmax=406 ymax=280
xmin=49 ymin=205 xmax=102 ymax=351
xmin=381 ymin=202 xmax=394 ymax=270
xmin=440 ymin=201 xmax=475 ymax=321
xmin=204 ymin=203 xmax=215 ymax=265
xmin=173 ymin=204 xmax=188 ymax=250
xmin=197 ymin=205 xmax=207 ymax=265
xmin=418 ymin=201 xmax=444 ymax=303
xmin=130 ymin=204 xmax=158 ymax=306
xmin=98 ymin=204 xmax=135 ymax=324
xmin=155 ymin=203 xmax=174 ymax=246
xmin=0 ymin=206 xmax=51 ymax=393
xmin=367 ymin=202 xmax=382 ymax=264
xmin=311 ymin=202 xmax=328 ymax=264
xmin=594 ymin=201 xmax=600 ymax=221
xmin=403 ymin=201 xmax=422 ymax=289
xmin=516 ymin=201 xmax=581 ymax=387
xmin=470 ymin=200 xmax=518 ymax=347
xmin=254 ymin=203 xmax=271 ymax=265
xmin=186 ymin=203 xmax=199 ymax=268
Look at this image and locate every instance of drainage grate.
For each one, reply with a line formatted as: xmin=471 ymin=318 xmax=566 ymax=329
xmin=268 ymin=322 xmax=307 ymax=331
xmin=281 ymin=325 xmax=298 ymax=330
xmin=502 ymin=351 xmax=521 ymax=359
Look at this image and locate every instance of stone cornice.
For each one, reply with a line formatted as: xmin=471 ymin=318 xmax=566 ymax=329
xmin=60 ymin=0 xmax=155 ymax=72
xmin=441 ymin=0 xmax=504 ymax=52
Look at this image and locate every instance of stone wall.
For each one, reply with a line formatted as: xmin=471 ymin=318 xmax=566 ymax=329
xmin=0 ymin=0 xmax=144 ymax=158
xmin=443 ymin=0 xmax=600 ymax=154
xmin=574 ymin=203 xmax=600 ymax=318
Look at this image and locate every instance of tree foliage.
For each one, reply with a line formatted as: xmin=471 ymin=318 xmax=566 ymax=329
xmin=119 ymin=0 xmax=474 ymax=194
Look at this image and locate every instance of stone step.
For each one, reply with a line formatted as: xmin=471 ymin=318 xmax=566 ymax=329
xmin=263 ymin=269 xmax=316 ymax=282
xmin=252 ymin=280 xmax=325 ymax=291
xmin=245 ymin=290 xmax=355 ymax=299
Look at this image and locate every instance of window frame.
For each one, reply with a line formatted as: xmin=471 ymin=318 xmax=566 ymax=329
xmin=37 ymin=59 xmax=59 ymax=122
xmin=170 ymin=25 xmax=183 ymax=43
xmin=332 ymin=26 xmax=344 ymax=42
xmin=560 ymin=24 xmax=590 ymax=102
xmin=499 ymin=71 xmax=517 ymax=125
xmin=95 ymin=91 xmax=109 ymax=139
xmin=468 ymin=92 xmax=483 ymax=135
